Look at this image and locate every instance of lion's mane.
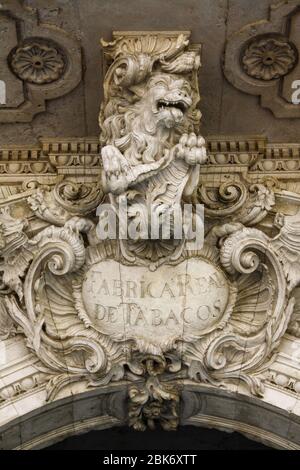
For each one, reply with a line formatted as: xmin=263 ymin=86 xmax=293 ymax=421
xmin=100 ymin=73 xmax=200 ymax=166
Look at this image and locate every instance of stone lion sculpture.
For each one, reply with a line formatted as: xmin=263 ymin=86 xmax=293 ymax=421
xmin=99 ymin=35 xmax=207 ymax=255
xmin=100 ymin=71 xmax=206 ymax=196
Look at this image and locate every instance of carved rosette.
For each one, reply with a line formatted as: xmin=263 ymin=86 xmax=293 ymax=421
xmin=242 ymin=37 xmax=296 ymax=81
xmin=0 ymin=1 xmax=82 ymax=123
xmin=224 ymin=0 xmax=300 ymax=118
xmin=10 ymin=42 xmax=65 ymax=84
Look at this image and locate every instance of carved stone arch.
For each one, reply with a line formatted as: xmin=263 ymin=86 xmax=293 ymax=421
xmin=0 ymin=386 xmax=299 ymax=449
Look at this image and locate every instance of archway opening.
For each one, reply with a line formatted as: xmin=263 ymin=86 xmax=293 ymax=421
xmin=46 ymin=426 xmax=272 ymax=451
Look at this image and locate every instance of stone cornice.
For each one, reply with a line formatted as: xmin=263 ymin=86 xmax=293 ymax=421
xmin=0 ymin=136 xmax=300 ymax=186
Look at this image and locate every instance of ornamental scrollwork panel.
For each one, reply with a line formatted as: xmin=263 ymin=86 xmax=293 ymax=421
xmin=224 ymin=0 xmax=300 ymax=118
xmin=0 ymin=0 xmax=82 ymax=122
xmin=0 ymin=190 xmax=298 ymax=429
xmin=1 ymin=31 xmax=300 ymax=432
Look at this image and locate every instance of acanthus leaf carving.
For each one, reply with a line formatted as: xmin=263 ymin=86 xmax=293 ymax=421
xmin=198 ymin=181 xmax=275 ymax=226
xmin=28 ymin=181 xmax=104 ymax=226
xmin=128 ymin=356 xmax=181 ymax=431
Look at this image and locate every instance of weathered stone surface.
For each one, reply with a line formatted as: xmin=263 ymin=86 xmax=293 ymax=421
xmin=0 ymin=0 xmax=299 ymax=144
xmin=2 ymin=7 xmax=300 ymax=450
xmin=223 ymin=0 xmax=300 ymax=137
xmin=83 ymin=259 xmax=229 ymax=344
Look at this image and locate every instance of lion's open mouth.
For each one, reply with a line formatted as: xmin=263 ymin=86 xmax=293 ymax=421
xmin=157 ymin=99 xmax=187 ymax=113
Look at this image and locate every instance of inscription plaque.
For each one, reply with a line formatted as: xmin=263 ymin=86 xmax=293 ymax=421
xmin=82 ymin=259 xmax=230 ymax=346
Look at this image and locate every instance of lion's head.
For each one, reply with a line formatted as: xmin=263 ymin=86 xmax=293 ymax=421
xmin=100 ymin=71 xmax=198 ymax=165
xmin=137 ymin=74 xmax=192 ymax=129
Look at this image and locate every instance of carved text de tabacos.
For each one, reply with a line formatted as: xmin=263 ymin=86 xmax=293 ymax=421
xmin=82 ymin=259 xmax=230 ymax=344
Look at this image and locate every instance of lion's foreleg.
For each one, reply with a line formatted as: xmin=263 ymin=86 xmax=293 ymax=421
xmin=101 ymin=145 xmax=131 ymax=195
xmin=101 ymin=144 xmax=175 ymax=193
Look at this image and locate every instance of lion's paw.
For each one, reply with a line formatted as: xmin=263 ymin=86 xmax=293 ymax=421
xmin=101 ymin=145 xmax=130 ymax=195
xmin=64 ymin=216 xmax=95 ymax=235
xmin=176 ymin=132 xmax=207 ymax=165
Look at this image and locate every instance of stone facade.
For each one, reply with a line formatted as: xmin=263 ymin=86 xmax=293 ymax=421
xmin=1 ymin=0 xmax=300 ymax=450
